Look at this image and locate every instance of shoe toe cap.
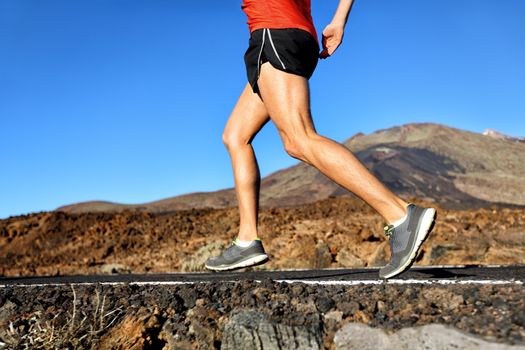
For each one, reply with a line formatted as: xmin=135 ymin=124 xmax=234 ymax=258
xmin=205 ymin=256 xmax=221 ymax=267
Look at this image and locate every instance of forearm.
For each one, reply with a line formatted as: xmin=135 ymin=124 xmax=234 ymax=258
xmin=331 ymin=0 xmax=354 ymax=27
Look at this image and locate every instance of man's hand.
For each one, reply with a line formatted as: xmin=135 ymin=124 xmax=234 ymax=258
xmin=319 ymin=23 xmax=345 ymax=59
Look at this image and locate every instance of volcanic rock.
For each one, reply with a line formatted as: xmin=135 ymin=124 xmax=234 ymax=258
xmin=221 ymin=310 xmax=322 ymax=350
xmin=334 ymin=323 xmax=525 ymax=350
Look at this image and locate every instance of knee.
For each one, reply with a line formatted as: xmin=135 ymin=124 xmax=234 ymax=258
xmin=222 ymin=130 xmax=250 ymax=150
xmin=283 ymin=141 xmax=302 ymax=160
xmin=283 ymin=134 xmax=315 ymax=161
xmin=221 ymin=131 xmax=238 ymax=150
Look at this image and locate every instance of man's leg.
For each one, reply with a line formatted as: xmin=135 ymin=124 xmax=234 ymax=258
xmin=257 ymin=62 xmax=408 ymax=223
xmin=222 ymin=83 xmax=270 ymax=241
xmin=204 ymin=83 xmax=271 ymax=271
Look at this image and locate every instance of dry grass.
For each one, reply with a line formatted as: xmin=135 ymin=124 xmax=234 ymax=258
xmin=2 ymin=285 xmax=124 ymax=349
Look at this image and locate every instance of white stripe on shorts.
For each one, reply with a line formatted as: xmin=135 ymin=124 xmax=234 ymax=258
xmin=266 ymin=29 xmax=286 ymax=70
xmin=256 ymin=28 xmax=267 ymax=77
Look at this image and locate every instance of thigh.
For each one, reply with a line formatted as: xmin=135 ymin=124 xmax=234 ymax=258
xmin=257 ymin=62 xmax=317 ymax=144
xmin=224 ymin=83 xmax=271 ymax=145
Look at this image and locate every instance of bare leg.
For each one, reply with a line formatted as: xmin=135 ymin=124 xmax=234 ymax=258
xmin=257 ymin=62 xmax=408 ymax=223
xmin=222 ymin=83 xmax=271 ymax=241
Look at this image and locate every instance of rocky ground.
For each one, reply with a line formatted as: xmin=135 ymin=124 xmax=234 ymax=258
xmin=0 ymin=281 xmax=524 ymax=349
xmin=1 ymin=196 xmax=524 ymax=276
xmin=1 ymin=196 xmax=525 ymax=349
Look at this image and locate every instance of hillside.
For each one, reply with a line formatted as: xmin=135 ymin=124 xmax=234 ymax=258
xmin=56 ymin=123 xmax=525 ymax=214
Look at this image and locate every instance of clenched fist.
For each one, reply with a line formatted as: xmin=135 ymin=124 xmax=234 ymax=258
xmin=319 ymin=23 xmax=345 ymax=59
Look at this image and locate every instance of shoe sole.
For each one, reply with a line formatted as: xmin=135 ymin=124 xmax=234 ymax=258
xmin=381 ymin=208 xmax=437 ymax=279
xmin=205 ymin=254 xmax=269 ymax=272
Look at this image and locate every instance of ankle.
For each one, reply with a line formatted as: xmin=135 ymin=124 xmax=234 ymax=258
xmin=386 ymin=201 xmax=409 ymax=225
xmin=388 ymin=212 xmax=407 ymax=227
xmin=236 ymin=233 xmax=259 ymax=242
xmin=236 ymin=228 xmax=259 ymax=242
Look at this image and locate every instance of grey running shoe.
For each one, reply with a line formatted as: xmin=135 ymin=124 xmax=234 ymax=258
xmin=205 ymin=239 xmax=269 ymax=271
xmin=379 ymin=203 xmax=437 ymax=279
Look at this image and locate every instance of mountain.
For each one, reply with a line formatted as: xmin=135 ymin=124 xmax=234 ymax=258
xmin=482 ymin=128 xmax=525 ymax=141
xmin=57 ymin=123 xmax=525 ymax=213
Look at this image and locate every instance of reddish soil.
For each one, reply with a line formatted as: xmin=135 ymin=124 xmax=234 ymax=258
xmin=0 ymin=196 xmax=524 ymax=277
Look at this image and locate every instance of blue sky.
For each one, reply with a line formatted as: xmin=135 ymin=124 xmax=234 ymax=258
xmin=1 ymin=0 xmax=524 ymax=219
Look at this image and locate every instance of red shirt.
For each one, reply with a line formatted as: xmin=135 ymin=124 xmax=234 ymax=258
xmin=241 ymin=0 xmax=318 ymax=45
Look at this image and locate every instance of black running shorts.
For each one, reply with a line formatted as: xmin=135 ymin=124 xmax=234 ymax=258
xmin=244 ymin=28 xmax=320 ymax=94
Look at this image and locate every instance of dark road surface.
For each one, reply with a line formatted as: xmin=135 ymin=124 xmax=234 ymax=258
xmin=0 ymin=265 xmax=523 ymax=286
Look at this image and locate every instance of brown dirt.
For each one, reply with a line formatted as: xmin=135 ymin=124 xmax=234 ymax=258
xmin=1 ymin=196 xmax=524 ymax=277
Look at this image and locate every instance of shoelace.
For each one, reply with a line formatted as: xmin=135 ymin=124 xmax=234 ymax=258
xmin=383 ymin=224 xmax=395 ymax=237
